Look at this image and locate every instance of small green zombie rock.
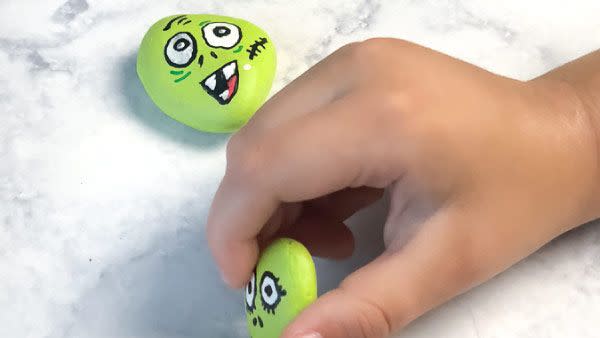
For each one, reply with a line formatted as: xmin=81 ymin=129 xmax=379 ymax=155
xmin=137 ymin=14 xmax=276 ymax=133
xmin=245 ymin=238 xmax=317 ymax=338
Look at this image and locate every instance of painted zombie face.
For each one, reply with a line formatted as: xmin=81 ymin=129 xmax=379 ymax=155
xmin=137 ymin=14 xmax=276 ymax=132
xmin=246 ymin=239 xmax=317 ymax=338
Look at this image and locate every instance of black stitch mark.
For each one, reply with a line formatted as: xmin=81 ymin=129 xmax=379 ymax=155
xmin=163 ymin=15 xmax=186 ymax=31
xmin=198 ymin=54 xmax=204 ymax=67
xmin=247 ymin=37 xmax=268 ymax=60
xmin=210 ymin=51 xmax=218 ymax=59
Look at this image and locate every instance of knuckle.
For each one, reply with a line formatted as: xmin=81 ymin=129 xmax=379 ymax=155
xmin=356 ymin=88 xmax=413 ymax=128
xmin=225 ymin=133 xmax=265 ymax=182
xmin=347 ymin=39 xmax=389 ymax=69
xmin=377 ymin=88 xmax=411 ymax=114
xmin=355 ymin=38 xmax=395 ymax=57
xmin=346 ymin=38 xmax=414 ymax=71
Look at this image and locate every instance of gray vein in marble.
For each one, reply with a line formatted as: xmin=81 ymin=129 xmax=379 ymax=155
xmin=334 ymin=0 xmax=381 ymax=35
xmin=280 ymin=0 xmax=382 ymax=85
xmin=52 ymin=0 xmax=90 ymax=23
xmin=415 ymin=0 xmax=518 ymax=44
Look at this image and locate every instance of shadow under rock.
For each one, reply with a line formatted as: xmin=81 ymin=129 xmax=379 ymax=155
xmin=64 ymin=200 xmax=388 ymax=338
xmin=66 ymin=228 xmax=247 ymax=338
xmin=118 ymin=52 xmax=229 ymax=150
xmin=315 ymin=196 xmax=388 ymax=294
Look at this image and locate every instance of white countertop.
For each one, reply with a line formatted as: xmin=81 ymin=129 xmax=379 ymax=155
xmin=2 ymin=1 xmax=600 ymax=337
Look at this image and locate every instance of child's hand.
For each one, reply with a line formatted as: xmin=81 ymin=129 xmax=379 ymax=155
xmin=206 ymin=39 xmax=600 ymax=338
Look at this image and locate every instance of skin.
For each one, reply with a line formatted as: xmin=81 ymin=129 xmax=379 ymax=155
xmin=137 ymin=14 xmax=276 ymax=133
xmin=246 ymin=238 xmax=317 ymax=338
xmin=206 ymin=39 xmax=600 ymax=338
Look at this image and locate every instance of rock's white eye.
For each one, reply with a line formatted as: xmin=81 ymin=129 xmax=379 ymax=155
xmin=259 ymin=271 xmax=286 ymax=314
xmin=164 ymin=32 xmax=197 ymax=67
xmin=245 ymin=271 xmax=256 ymax=311
xmin=202 ymin=22 xmax=241 ymax=49
xmin=261 ymin=275 xmax=278 ymax=305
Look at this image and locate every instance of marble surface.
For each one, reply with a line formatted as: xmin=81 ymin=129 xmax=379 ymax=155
xmin=2 ymin=1 xmax=600 ymax=337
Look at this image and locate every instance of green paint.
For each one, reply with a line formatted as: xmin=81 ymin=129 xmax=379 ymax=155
xmin=174 ymin=71 xmax=191 ymax=83
xmin=245 ymin=238 xmax=317 ymax=338
xmin=233 ymin=45 xmax=244 ymax=53
xmin=137 ymin=14 xmax=277 ymax=133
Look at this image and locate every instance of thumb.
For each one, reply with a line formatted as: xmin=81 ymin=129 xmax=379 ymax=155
xmin=281 ymin=206 xmax=521 ymax=338
xmin=281 ymin=253 xmax=414 ymax=338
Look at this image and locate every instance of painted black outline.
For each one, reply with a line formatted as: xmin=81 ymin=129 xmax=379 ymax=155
xmin=259 ymin=271 xmax=287 ymax=315
xmin=245 ymin=269 xmax=257 ymax=313
xmin=163 ymin=15 xmax=186 ymax=31
xmin=199 ymin=60 xmax=239 ymax=105
xmin=164 ymin=32 xmax=197 ymax=68
xmin=201 ymin=22 xmax=243 ymax=50
xmin=246 ymin=37 xmax=268 ymax=60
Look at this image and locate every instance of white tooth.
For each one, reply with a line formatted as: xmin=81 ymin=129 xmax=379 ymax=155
xmin=223 ymin=62 xmax=236 ymax=79
xmin=204 ymin=74 xmax=217 ymax=91
xmin=219 ymin=89 xmax=230 ymax=100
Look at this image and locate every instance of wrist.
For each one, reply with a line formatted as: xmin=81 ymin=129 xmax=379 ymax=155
xmin=574 ymin=75 xmax=600 ymax=221
xmin=529 ymin=77 xmax=600 ymax=224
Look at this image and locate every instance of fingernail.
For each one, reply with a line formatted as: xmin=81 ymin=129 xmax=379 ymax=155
xmin=294 ymin=332 xmax=322 ymax=338
xmin=220 ymin=271 xmax=234 ymax=288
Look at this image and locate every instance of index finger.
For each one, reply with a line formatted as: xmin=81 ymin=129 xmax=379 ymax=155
xmin=206 ymin=89 xmax=402 ymax=288
xmin=205 ymin=44 xmax=361 ymax=288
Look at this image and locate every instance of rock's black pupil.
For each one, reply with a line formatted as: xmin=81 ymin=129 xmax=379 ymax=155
xmin=265 ymin=285 xmax=273 ymax=297
xmin=214 ymin=26 xmax=231 ymax=37
xmin=174 ymin=39 xmax=189 ymax=51
xmin=247 ymin=283 xmax=252 ymax=294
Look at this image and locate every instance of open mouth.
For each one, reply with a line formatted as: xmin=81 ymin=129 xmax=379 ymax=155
xmin=200 ymin=61 xmax=239 ymax=105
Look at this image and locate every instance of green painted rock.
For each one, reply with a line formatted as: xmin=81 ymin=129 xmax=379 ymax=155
xmin=137 ymin=14 xmax=276 ymax=133
xmin=245 ymin=238 xmax=317 ymax=338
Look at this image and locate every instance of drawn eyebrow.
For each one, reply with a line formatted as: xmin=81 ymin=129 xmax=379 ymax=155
xmin=163 ymin=15 xmax=187 ymax=31
xmin=198 ymin=20 xmax=211 ymax=27
xmin=182 ymin=19 xmax=192 ymax=25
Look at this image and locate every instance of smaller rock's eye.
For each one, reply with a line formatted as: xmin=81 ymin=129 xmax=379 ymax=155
xmin=260 ymin=271 xmax=286 ymax=314
xmin=202 ymin=22 xmax=241 ymax=49
xmin=164 ymin=32 xmax=197 ymax=68
xmin=245 ymin=270 xmax=257 ymax=313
